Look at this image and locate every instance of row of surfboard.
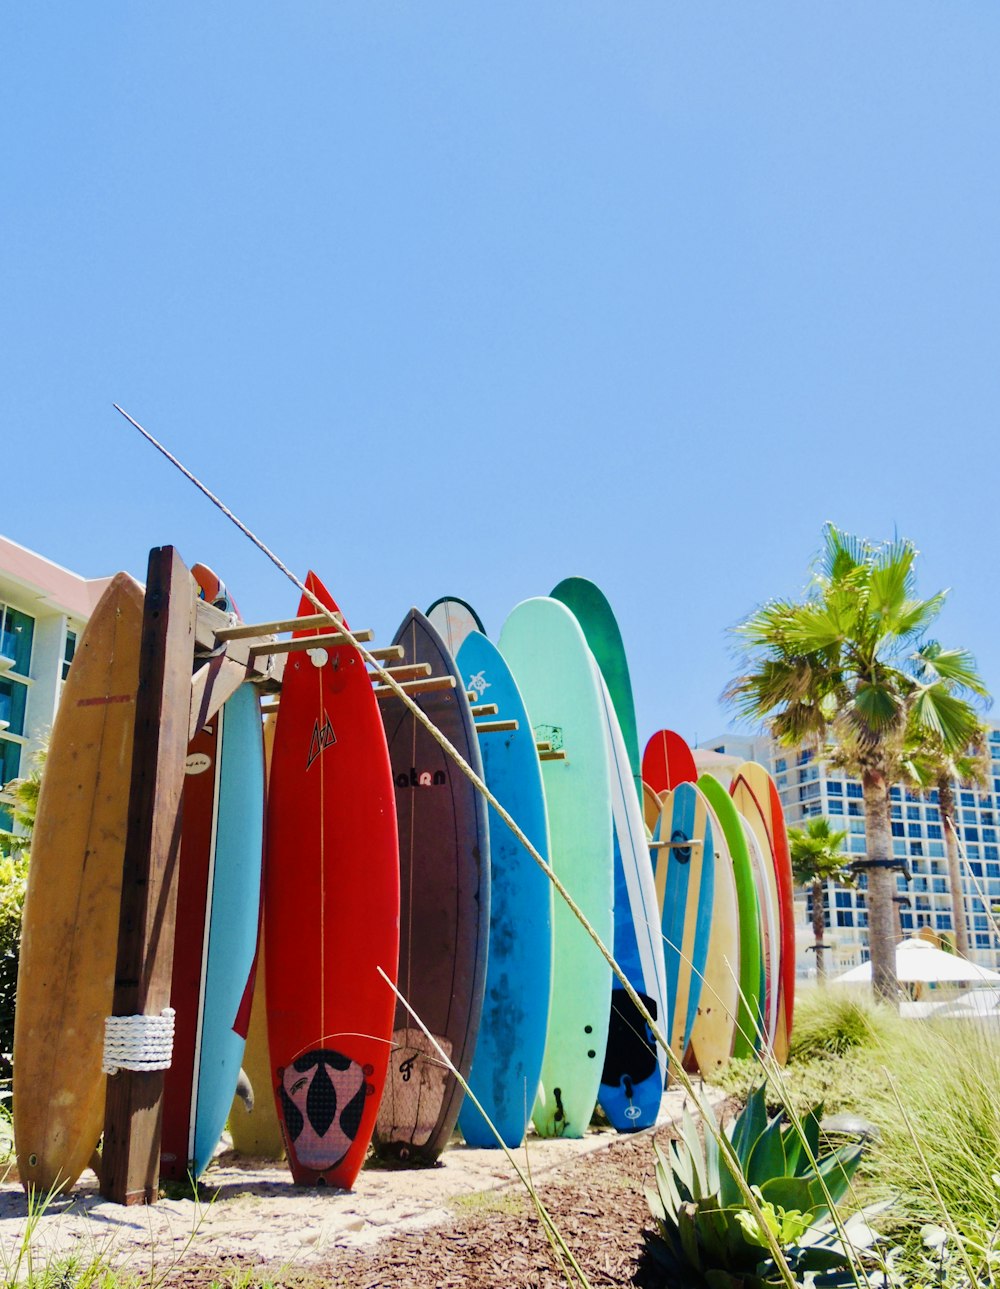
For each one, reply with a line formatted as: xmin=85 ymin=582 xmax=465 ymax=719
xmin=11 ymin=569 xmax=794 ymax=1197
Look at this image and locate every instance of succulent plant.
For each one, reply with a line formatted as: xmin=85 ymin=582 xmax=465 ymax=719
xmin=643 ymin=1085 xmax=886 ymax=1288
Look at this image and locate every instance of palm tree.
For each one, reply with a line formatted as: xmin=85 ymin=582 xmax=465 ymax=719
xmin=787 ymin=817 xmax=851 ymax=981
xmin=726 ymin=524 xmax=989 ymax=1002
xmin=902 ymin=649 xmax=991 ymax=959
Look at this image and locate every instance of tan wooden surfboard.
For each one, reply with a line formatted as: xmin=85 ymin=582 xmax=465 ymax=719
xmin=641 ymin=780 xmax=661 ymax=836
xmin=687 ymin=788 xmax=741 ymax=1078
xmin=13 ymin=573 xmax=143 ymax=1193
xmin=227 ymin=711 xmax=285 ymax=1160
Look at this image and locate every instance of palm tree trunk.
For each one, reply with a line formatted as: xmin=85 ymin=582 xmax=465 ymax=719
xmin=862 ymin=767 xmax=899 ymax=1003
xmin=938 ymin=777 xmax=970 ymax=958
xmin=812 ymin=877 xmax=826 ymax=981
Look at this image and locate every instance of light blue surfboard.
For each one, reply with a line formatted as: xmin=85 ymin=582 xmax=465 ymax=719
xmin=456 ymin=632 xmax=553 ymax=1149
xmin=596 ymin=673 xmax=668 ymax=1131
xmin=652 ymin=782 xmax=715 ymax=1063
xmin=190 ymin=682 xmax=265 ymax=1176
xmin=499 ymin=598 xmax=613 ymax=1139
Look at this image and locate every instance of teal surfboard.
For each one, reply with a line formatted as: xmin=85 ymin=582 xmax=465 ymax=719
xmin=499 ymin=598 xmax=613 ymax=1139
xmin=455 ymin=632 xmax=553 ymax=1149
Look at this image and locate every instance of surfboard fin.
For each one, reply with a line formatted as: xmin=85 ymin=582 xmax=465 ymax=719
xmin=235 ymin=1068 xmax=255 ymax=1113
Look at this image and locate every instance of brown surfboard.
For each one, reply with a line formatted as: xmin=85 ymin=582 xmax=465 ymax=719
xmin=13 ymin=573 xmax=144 ymax=1193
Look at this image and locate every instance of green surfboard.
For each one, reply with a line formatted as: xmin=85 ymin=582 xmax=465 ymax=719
xmin=550 ymin=578 xmax=641 ymax=801
xmin=697 ymin=774 xmax=763 ymax=1059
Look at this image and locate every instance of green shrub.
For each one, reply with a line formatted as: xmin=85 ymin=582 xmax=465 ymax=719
xmin=0 ymin=846 xmax=28 ymax=1089
xmin=788 ymin=988 xmax=898 ymax=1061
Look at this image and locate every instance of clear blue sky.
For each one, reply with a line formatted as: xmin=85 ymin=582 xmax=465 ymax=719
xmin=4 ymin=3 xmax=998 ymax=747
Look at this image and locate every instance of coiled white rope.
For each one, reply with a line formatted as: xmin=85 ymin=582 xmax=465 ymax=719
xmin=102 ymin=1008 xmax=175 ymax=1075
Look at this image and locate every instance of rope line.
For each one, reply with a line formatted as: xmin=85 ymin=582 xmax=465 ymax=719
xmin=103 ymin=1008 xmax=175 ymax=1075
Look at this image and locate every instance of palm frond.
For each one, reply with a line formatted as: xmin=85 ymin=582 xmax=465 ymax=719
xmin=819 ymin=523 xmax=868 ymax=584
xmin=912 ymin=643 xmax=990 ymax=701
xmin=910 ymin=684 xmax=988 ymax=754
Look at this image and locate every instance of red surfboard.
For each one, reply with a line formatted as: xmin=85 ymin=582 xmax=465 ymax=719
xmin=642 ymin=729 xmax=698 ymax=796
xmin=265 ymin=572 xmax=400 ymax=1187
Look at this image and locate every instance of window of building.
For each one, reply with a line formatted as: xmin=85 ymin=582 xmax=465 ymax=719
xmin=911 ymin=841 xmax=924 ymax=856
xmin=848 ymin=802 xmax=864 ymax=817
xmin=977 ymin=933 xmax=992 ymax=948
xmin=906 ymin=806 xmax=921 ymax=821
xmin=965 ymin=827 xmax=980 ymax=843
xmin=62 ymin=630 xmax=77 ymax=681
xmin=890 ymin=786 xmax=902 ymax=801
xmin=835 ymin=890 xmax=852 ymax=908
xmin=0 ymin=738 xmax=21 ymax=830
xmin=927 ymin=824 xmax=942 ymax=840
xmin=988 ymin=864 xmax=1000 ymax=881
xmin=968 ymin=845 xmax=981 ymax=861
xmin=828 ymin=799 xmax=844 ymax=815
xmin=891 ymin=804 xmax=902 ymax=820
xmin=963 ymin=809 xmax=978 ymax=826
xmin=892 ymin=818 xmax=906 ymax=836
xmin=925 ymin=806 xmax=940 ymax=822
xmin=905 ymin=788 xmax=920 ymax=803
xmin=849 ymin=818 xmax=866 ymax=835
xmin=932 ymin=878 xmax=947 ymax=894
xmin=907 ymin=823 xmax=922 ymax=838
xmin=900 ymin=911 xmax=914 ymax=931
xmin=929 ymin=842 xmax=945 ymax=858
xmin=985 ymin=845 xmax=999 ymax=862
xmin=836 ymin=911 xmax=854 ymax=927
xmin=961 ymin=792 xmax=976 ymax=808
xmin=938 ymin=913 xmax=952 ymax=930
xmin=847 ymin=783 xmax=863 ymax=799
xmin=850 ymin=836 xmax=866 ymax=854
xmin=827 ymin=781 xmax=843 ymax=796
xmin=0 ymin=604 xmax=34 ymax=676
xmin=0 ymin=679 xmax=27 ymax=738
xmin=799 ymin=781 xmax=821 ymax=801
xmin=893 ymin=840 xmax=907 ymax=857
xmin=775 ymin=758 xmax=787 ymax=773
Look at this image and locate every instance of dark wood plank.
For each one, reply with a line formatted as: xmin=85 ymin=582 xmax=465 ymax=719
xmin=100 ymin=547 xmax=196 ymax=1205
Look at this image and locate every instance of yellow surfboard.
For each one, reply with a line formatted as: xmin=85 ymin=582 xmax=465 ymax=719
xmin=14 ymin=573 xmax=143 ymax=1193
xmin=641 ymin=780 xmax=662 ymax=837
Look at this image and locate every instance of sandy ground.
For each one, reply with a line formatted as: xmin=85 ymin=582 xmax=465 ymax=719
xmin=0 ymin=1085 xmax=720 ymax=1279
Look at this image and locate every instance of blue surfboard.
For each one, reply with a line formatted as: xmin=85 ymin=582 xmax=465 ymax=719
xmin=596 ymin=674 xmax=668 ymax=1131
xmin=652 ymin=782 xmax=715 ymax=1062
xmin=190 ymin=682 xmax=265 ymax=1176
xmin=456 ymin=631 xmax=553 ymax=1148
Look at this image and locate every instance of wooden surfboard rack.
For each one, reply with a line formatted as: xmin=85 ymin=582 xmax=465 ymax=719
xmin=538 ymin=749 xmax=567 ymax=761
xmin=249 ymin=628 xmax=373 ymax=657
xmin=372 ymin=675 xmax=456 ymax=700
xmin=369 ymin=663 xmax=432 ymax=683
xmin=649 ymin=838 xmax=705 ymax=849
xmin=475 ymin=719 xmax=519 ymax=733
xmin=470 ymin=703 xmax=498 ymax=716
xmin=215 ymin=611 xmax=343 ymax=640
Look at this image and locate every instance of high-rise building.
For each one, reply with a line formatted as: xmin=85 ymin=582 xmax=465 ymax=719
xmin=697 ymin=728 xmax=1000 ymax=974
xmin=0 ymin=535 xmax=111 ymax=829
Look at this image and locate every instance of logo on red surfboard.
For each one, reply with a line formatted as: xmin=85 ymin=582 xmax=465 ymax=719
xmin=306 ymin=713 xmax=337 ymax=770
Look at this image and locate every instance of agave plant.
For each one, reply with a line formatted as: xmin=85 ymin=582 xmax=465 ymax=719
xmin=644 ymin=1086 xmax=885 ymax=1288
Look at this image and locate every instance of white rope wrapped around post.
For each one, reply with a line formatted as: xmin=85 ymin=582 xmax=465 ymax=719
xmin=102 ymin=1008 xmax=176 ymax=1075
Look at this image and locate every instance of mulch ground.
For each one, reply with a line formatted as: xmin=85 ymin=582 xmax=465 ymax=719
xmin=168 ymin=1125 xmax=683 ymax=1289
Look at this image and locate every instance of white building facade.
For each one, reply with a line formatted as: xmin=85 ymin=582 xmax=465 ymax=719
xmin=0 ymin=535 xmax=111 ymax=829
xmin=697 ymin=728 xmax=1000 ymax=974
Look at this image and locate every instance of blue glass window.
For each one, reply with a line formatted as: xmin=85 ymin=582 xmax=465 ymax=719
xmin=0 ymin=680 xmax=27 ymax=738
xmin=927 ymin=824 xmax=942 ymax=839
xmin=827 ymin=781 xmax=843 ymax=795
xmin=847 ymin=783 xmax=863 ymax=799
xmin=907 ymin=806 xmax=921 ymax=821
xmin=828 ymin=799 xmax=844 ymax=815
xmin=850 ymin=836 xmax=867 ymax=854
xmin=929 ymin=842 xmax=945 ymax=858
xmin=0 ymin=605 xmax=34 ymax=676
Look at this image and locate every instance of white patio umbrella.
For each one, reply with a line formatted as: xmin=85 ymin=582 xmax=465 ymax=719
xmin=833 ymin=937 xmax=1000 ymax=986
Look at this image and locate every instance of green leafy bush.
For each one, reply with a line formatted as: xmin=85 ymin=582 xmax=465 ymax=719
xmin=643 ymin=1085 xmax=884 ymax=1287
xmin=0 ymin=845 xmax=28 ymax=1088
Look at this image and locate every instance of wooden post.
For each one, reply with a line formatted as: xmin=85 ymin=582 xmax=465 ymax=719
xmin=100 ymin=547 xmax=196 ymax=1205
